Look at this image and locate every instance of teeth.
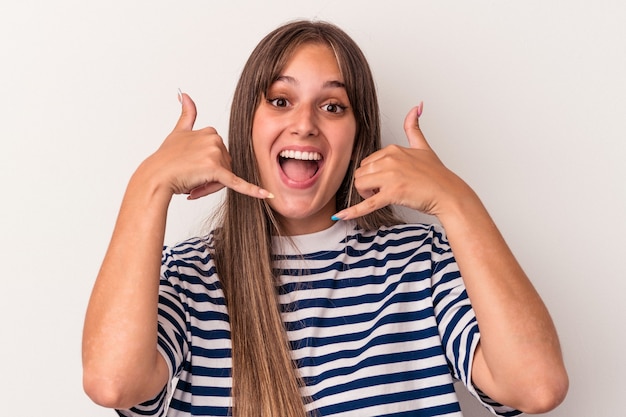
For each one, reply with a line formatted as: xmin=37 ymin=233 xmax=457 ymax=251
xmin=279 ymin=150 xmax=322 ymax=160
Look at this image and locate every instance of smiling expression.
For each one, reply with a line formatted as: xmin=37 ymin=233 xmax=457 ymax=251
xmin=251 ymin=42 xmax=357 ymax=235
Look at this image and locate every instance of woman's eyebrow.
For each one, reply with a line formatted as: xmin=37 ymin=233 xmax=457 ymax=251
xmin=323 ymin=80 xmax=346 ymax=89
xmin=274 ymin=75 xmax=346 ymax=89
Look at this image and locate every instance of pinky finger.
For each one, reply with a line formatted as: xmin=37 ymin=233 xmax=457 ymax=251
xmin=187 ymin=182 xmax=225 ymax=200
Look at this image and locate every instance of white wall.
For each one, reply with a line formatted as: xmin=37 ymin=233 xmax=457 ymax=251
xmin=1 ymin=1 xmax=624 ymax=415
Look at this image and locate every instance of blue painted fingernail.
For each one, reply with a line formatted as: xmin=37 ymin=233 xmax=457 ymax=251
xmin=331 ymin=215 xmax=340 ymax=221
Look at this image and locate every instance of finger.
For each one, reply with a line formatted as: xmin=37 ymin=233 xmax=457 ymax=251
xmin=188 ymin=178 xmax=273 ymax=200
xmin=221 ymin=171 xmax=274 ymax=199
xmin=331 ymin=194 xmax=385 ymax=221
xmin=190 ymin=169 xmax=274 ymax=201
xmin=173 ymin=91 xmax=198 ymax=132
xmin=359 ymin=147 xmax=386 ymax=167
xmin=187 ymin=181 xmax=225 ymax=200
xmin=404 ymin=103 xmax=431 ymax=151
xmin=359 ymin=144 xmax=403 ymax=169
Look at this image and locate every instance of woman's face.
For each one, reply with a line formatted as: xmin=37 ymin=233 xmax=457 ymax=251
xmin=252 ymin=43 xmax=356 ymax=235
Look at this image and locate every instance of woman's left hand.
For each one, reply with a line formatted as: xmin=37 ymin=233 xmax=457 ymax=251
xmin=335 ymin=105 xmax=569 ymax=412
xmin=332 ymin=104 xmax=474 ymax=220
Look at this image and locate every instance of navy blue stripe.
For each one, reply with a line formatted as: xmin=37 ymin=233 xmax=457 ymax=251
xmin=187 ymin=305 xmax=229 ymax=323
xmin=190 ymin=384 xmax=232 ymax=397
xmin=158 ymin=293 xmax=187 ymax=337
xmin=189 ymin=326 xmax=230 ymax=343
xmin=190 ymin=364 xmax=231 ymax=378
xmin=317 ymin=383 xmax=457 ymax=416
xmin=287 ymin=289 xmax=434 ymax=330
xmin=279 ymin=254 xmax=433 ymax=297
xmin=276 ymin=225 xmax=432 ymax=262
xmin=157 ymin=326 xmax=178 ymax=369
xmin=380 ymin=402 xmax=462 ymax=417
xmin=164 ymin=261 xmax=215 ymax=279
xmin=439 ymin=291 xmax=471 ymax=348
xmin=174 ymin=282 xmax=226 ymax=306
xmin=170 ymin=402 xmax=230 ymax=417
xmin=301 ymin=345 xmax=444 ymax=385
xmin=168 ymin=397 xmax=191 ymax=413
xmin=347 ymin=224 xmax=432 ymax=247
xmin=191 ymin=344 xmax=232 ymax=359
xmin=462 ymin=322 xmax=479 ymax=378
xmin=290 ymin=310 xmax=438 ymax=350
xmin=277 ymin=247 xmax=432 ymax=278
xmin=312 ymin=363 xmax=451 ymax=398
xmin=119 ymin=386 xmax=167 ymax=416
xmin=284 ymin=286 xmax=433 ymax=329
xmin=296 ymin=329 xmax=441 ymax=371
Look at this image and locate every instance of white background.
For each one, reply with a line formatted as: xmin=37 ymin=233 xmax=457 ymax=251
xmin=1 ymin=1 xmax=624 ymax=416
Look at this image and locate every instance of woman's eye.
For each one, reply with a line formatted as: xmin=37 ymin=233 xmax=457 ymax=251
xmin=268 ymin=97 xmax=289 ymax=107
xmin=322 ymin=103 xmax=346 ymax=114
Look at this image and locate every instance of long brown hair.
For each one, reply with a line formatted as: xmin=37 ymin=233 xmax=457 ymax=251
xmin=213 ymin=20 xmax=401 ymax=417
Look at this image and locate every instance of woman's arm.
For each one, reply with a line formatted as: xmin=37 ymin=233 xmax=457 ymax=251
xmin=435 ymin=186 xmax=568 ymax=413
xmin=82 ymin=167 xmax=172 ymax=408
xmin=333 ymin=105 xmax=568 ymax=413
xmin=82 ymin=93 xmax=271 ymax=409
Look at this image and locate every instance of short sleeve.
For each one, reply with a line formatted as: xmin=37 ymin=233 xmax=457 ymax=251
xmin=428 ymin=225 xmax=521 ymax=416
xmin=116 ymin=245 xmax=191 ymax=417
xmin=156 ymin=247 xmax=191 ymax=383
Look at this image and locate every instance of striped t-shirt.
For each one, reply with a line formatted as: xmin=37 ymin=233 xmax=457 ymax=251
xmin=117 ymin=221 xmax=520 ymax=417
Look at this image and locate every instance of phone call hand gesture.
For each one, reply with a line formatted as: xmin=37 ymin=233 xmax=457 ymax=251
xmin=333 ymin=104 xmax=474 ymax=221
xmin=140 ymin=92 xmax=272 ymax=201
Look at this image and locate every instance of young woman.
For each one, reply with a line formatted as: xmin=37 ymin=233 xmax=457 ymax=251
xmin=82 ymin=20 xmax=568 ymax=417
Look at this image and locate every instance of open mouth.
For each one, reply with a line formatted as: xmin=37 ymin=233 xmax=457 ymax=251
xmin=278 ymin=150 xmax=322 ymax=182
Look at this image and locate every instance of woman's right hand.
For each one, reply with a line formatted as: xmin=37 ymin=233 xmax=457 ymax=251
xmin=83 ymin=92 xmax=274 ymax=409
xmin=138 ymin=92 xmax=273 ymax=200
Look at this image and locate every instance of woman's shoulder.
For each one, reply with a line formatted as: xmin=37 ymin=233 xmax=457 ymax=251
xmin=164 ymin=234 xmax=213 ymax=257
xmin=347 ymin=221 xmax=451 ymax=257
xmin=355 ymin=221 xmax=446 ymax=241
xmin=160 ymin=234 xmax=226 ymax=307
xmin=161 ymin=234 xmax=217 ymax=278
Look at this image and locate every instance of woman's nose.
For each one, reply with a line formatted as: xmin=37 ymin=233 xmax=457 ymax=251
xmin=290 ymin=105 xmax=319 ymax=137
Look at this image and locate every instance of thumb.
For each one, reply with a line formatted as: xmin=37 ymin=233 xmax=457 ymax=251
xmin=173 ymin=90 xmax=198 ymax=131
xmin=403 ymin=102 xmax=431 ymax=150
